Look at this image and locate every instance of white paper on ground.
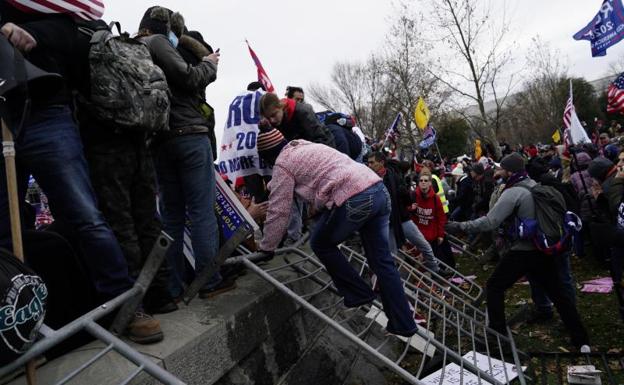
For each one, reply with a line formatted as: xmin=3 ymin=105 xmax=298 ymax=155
xmin=421 ymin=351 xmax=525 ymax=385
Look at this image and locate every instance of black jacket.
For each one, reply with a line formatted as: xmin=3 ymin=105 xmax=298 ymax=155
xmin=279 ymin=103 xmax=335 ymax=148
xmin=0 ymin=4 xmax=76 ymax=106
xmin=176 ymin=33 xmax=217 ymax=158
xmin=140 ymin=34 xmax=217 ymax=133
xmin=454 ymin=175 xmax=474 ymax=212
xmin=382 ymin=161 xmax=412 ymax=246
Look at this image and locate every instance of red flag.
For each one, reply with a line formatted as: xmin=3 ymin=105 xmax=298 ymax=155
xmin=6 ymin=0 xmax=104 ymax=20
xmin=245 ymin=40 xmax=275 ymax=93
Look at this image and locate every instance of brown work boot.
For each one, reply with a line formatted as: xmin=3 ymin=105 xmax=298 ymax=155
xmin=126 ymin=311 xmax=163 ymax=344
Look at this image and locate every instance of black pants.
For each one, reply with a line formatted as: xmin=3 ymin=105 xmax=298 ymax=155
xmin=486 ymin=249 xmax=589 ymax=347
xmin=611 ymin=247 xmax=624 ymax=320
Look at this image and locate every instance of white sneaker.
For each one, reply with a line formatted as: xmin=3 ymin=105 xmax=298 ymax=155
xmin=580 ymin=345 xmax=591 ymax=353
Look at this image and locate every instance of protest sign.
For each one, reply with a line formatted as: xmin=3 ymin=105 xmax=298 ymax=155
xmin=181 ymin=170 xmax=259 ymax=268
xmin=217 ymin=90 xmax=272 ymax=181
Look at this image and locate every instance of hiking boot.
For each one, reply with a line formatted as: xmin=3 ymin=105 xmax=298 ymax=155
xmin=198 ymin=277 xmax=237 ymax=299
xmin=126 ymin=311 xmax=163 ymax=344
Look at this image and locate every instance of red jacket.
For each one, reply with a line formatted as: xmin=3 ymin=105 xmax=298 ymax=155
xmin=409 ymin=187 xmax=446 ymax=242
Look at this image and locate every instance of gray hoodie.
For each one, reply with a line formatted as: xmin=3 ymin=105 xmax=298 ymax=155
xmin=459 ymin=178 xmax=536 ymax=251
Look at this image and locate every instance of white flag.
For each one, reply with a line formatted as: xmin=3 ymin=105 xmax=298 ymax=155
xmin=563 ymin=80 xmax=591 ymax=145
xmin=568 ymin=107 xmax=591 ymax=145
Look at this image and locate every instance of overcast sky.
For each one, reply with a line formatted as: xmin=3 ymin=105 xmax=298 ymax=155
xmin=103 ymin=0 xmax=624 ymax=145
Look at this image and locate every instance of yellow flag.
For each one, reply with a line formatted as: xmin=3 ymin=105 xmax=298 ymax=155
xmin=414 ymin=97 xmax=430 ymax=131
xmin=552 ymin=129 xmax=561 ymax=144
xmin=474 ymin=139 xmax=482 ymax=160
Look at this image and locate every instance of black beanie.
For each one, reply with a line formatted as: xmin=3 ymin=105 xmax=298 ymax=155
xmin=588 ymin=156 xmax=614 ymax=182
xmin=500 ymin=153 xmax=525 ymax=173
xmin=139 ymin=6 xmax=171 ymax=36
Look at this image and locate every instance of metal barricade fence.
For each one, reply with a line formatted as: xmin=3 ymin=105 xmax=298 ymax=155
xmin=0 ymin=232 xmax=186 ymax=385
xmin=229 ymin=241 xmax=531 ymax=385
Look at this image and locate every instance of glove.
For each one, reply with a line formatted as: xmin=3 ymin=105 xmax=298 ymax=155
xmin=445 ymin=221 xmax=463 ymax=234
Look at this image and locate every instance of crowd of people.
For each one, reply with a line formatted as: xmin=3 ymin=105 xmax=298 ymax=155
xmin=1 ymin=2 xmax=623 ymax=360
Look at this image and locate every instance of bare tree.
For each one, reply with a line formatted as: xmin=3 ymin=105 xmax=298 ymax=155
xmin=418 ymin=0 xmax=519 ymax=157
xmin=307 ymin=58 xmax=395 ymax=139
xmin=384 ymin=8 xmax=444 ymax=149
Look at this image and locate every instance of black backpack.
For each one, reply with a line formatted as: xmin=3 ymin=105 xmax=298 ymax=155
xmin=0 ymin=248 xmax=47 ymax=365
xmin=78 ymin=21 xmax=170 ymax=132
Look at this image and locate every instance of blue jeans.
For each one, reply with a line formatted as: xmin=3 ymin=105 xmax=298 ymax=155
xmin=388 ymin=221 xmax=440 ymax=273
xmin=310 ymin=182 xmax=417 ymax=336
xmin=0 ymin=106 xmax=133 ymax=301
xmin=286 ymin=197 xmax=304 ymax=243
xmin=153 ymin=134 xmax=219 ymax=297
xmin=528 ymin=252 xmax=576 ymax=314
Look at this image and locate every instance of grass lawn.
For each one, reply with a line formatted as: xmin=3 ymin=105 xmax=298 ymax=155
xmin=455 ymin=246 xmax=624 ymax=384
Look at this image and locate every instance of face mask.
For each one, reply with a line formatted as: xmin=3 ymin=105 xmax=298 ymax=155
xmin=168 ymin=31 xmax=179 ymax=48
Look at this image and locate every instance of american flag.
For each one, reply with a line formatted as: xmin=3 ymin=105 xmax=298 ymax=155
xmin=384 ymin=112 xmax=402 ymax=143
xmin=607 ymin=73 xmax=624 ymax=115
xmin=562 ymin=80 xmax=591 ymax=146
xmin=245 ymin=40 xmax=275 ymax=93
xmin=562 ymin=88 xmax=575 ymax=147
xmin=563 ymin=94 xmax=574 ymax=129
xmin=6 ymin=0 xmax=104 ymax=20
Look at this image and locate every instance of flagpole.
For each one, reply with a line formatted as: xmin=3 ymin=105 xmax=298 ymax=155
xmin=566 ymin=79 xmax=596 ymax=215
xmin=380 ymin=113 xmax=401 ymax=150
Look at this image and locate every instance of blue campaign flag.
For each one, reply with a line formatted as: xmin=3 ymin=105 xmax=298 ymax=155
xmin=419 ymin=125 xmax=437 ymax=149
xmin=573 ymin=0 xmax=624 ymax=57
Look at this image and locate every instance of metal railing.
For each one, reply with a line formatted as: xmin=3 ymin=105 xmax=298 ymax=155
xmin=231 ymin=241 xmax=531 ymax=385
xmin=0 ymin=232 xmax=185 ymax=385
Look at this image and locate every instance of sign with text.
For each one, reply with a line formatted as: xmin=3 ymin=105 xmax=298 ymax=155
xmin=180 ymin=170 xmax=259 ymax=268
xmin=573 ymin=0 xmax=624 ymax=57
xmin=421 ymin=351 xmax=525 ymax=385
xmin=218 ymin=90 xmax=272 ymax=181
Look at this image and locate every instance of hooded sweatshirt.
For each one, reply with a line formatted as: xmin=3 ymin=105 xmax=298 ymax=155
xmin=409 ymin=187 xmax=446 ymax=242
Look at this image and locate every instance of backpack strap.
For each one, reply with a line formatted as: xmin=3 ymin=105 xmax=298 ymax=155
xmin=108 ymin=21 xmax=122 ymax=35
xmin=89 ymin=21 xmax=122 ymax=44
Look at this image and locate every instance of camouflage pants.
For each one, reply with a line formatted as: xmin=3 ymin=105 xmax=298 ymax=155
xmin=85 ymin=136 xmax=170 ymax=296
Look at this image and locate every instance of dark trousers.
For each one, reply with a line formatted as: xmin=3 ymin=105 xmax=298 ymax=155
xmin=0 ymin=106 xmax=133 ymax=301
xmin=429 ymin=238 xmax=455 ymax=269
xmin=611 ymin=247 xmax=624 ymax=320
xmin=85 ymin=134 xmax=171 ymax=303
xmin=486 ymin=249 xmax=589 ymax=347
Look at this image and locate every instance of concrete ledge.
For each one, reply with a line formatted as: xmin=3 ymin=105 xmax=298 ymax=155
xmin=7 ymin=256 xmax=392 ymax=385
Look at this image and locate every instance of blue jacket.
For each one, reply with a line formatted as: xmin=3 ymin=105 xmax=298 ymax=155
xmin=326 ymin=123 xmax=362 ymax=160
